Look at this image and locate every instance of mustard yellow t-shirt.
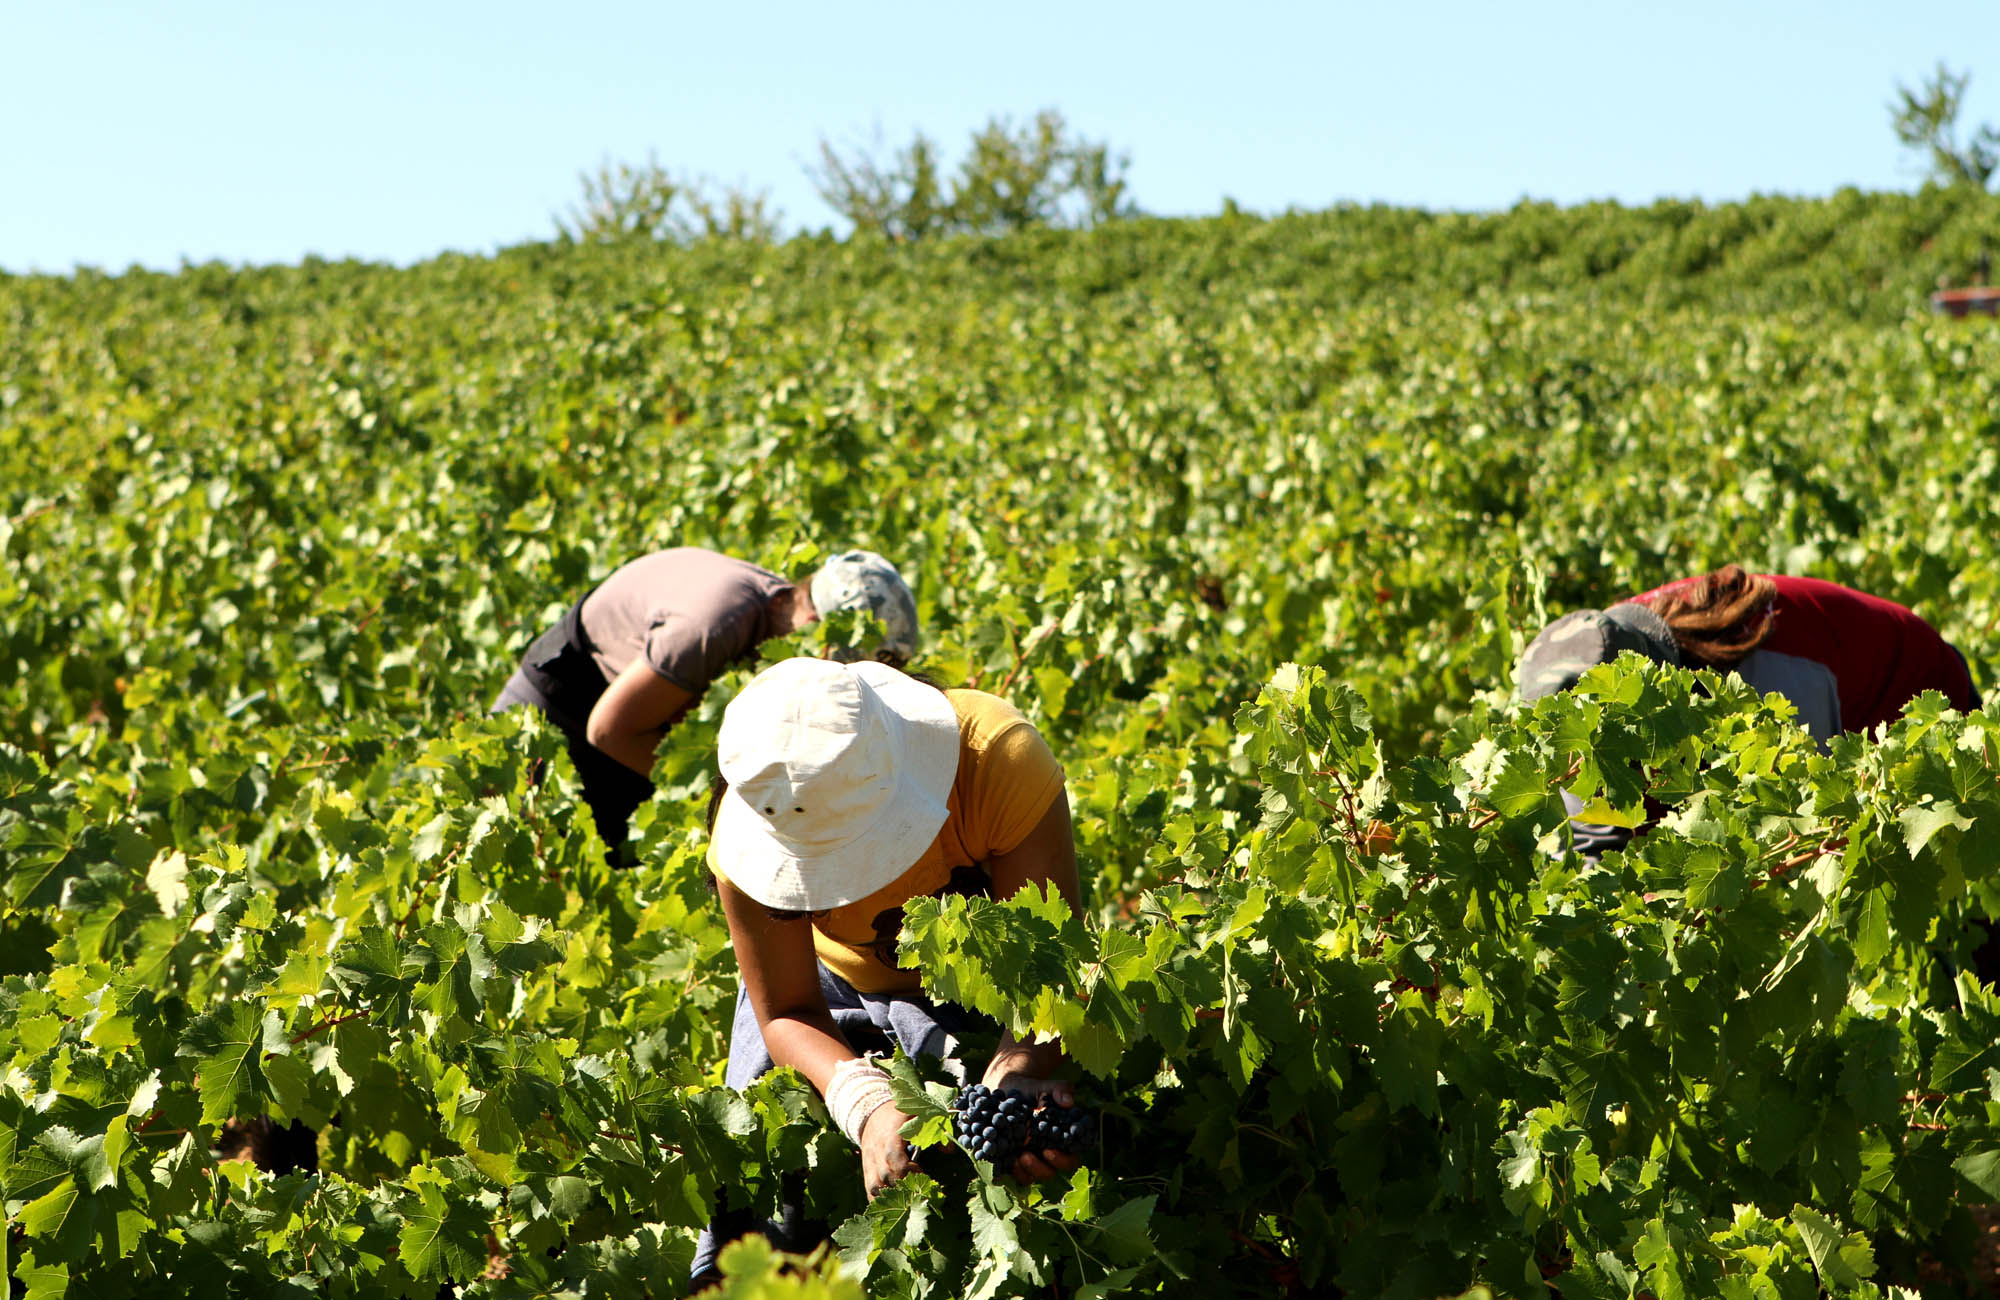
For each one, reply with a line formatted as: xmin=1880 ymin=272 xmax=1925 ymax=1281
xmin=714 ymin=688 xmax=1066 ymax=994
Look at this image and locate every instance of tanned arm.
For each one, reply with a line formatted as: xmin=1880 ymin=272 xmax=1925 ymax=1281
xmin=718 ymin=877 xmax=918 ymax=1198
xmin=584 ymin=658 xmax=695 ymax=776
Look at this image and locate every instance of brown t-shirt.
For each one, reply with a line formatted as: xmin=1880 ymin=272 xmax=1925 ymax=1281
xmin=580 ymin=549 xmax=793 ymax=706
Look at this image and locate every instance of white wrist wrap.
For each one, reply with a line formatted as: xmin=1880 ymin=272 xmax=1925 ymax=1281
xmin=826 ymin=1057 xmax=897 ymax=1146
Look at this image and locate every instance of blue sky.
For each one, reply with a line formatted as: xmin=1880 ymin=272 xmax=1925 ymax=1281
xmin=4 ymin=1 xmax=1996 ymax=272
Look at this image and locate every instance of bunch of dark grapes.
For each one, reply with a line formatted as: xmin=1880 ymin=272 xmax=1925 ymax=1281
xmin=951 ymin=1084 xmax=1030 ymax=1165
xmin=1029 ymin=1104 xmax=1098 ymax=1152
xmin=950 ymin=1085 xmax=1097 ymax=1166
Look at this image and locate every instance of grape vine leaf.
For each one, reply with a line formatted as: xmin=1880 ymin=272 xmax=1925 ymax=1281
xmin=831 ymin=1172 xmax=937 ymax=1276
xmin=397 ymin=1169 xmax=489 ymax=1281
xmin=1788 ymin=1203 xmax=1875 ymax=1289
xmin=1899 ymin=801 xmax=1972 ymax=856
xmin=13 ymin=1251 xmax=68 ymax=1300
xmin=1956 ymin=1149 xmax=2000 ymax=1200
xmin=184 ymin=1002 xmax=271 ymax=1124
xmin=1089 ymin=1193 xmax=1156 ymax=1265
xmin=884 ymin=1053 xmax=954 ymax=1147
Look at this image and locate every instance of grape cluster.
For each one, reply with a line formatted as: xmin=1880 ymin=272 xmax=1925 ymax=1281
xmin=950 ymin=1085 xmax=1098 ymax=1167
xmin=1029 ymin=1104 xmax=1098 ymax=1152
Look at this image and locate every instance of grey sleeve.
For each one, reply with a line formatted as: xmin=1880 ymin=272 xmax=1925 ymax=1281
xmin=1734 ymin=649 xmax=1841 ymax=745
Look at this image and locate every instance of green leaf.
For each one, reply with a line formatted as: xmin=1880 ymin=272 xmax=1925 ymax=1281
xmin=1788 ymin=1204 xmax=1874 ymax=1289
xmin=418 ymin=920 xmax=494 ymax=1024
xmin=1090 ymin=1194 xmax=1157 ymax=1265
xmin=15 ymin=1176 xmax=81 ymax=1242
xmin=1955 ymin=1149 xmax=2000 ymax=1200
xmin=1849 ymin=886 xmax=1893 ymax=969
xmin=1929 ymin=1025 xmax=1996 ymax=1093
xmin=1488 ymin=756 xmax=1557 ymax=819
xmin=1072 ymin=1266 xmax=1143 ymax=1300
xmin=1899 ymin=800 xmax=1973 ymax=856
xmin=833 ymin=1173 xmax=936 ymax=1276
xmin=39 ymin=1123 xmax=118 ymax=1194
xmin=184 ymin=1002 xmax=269 ymax=1125
xmin=145 ymin=848 xmax=191 ymax=917
xmin=885 ymin=1053 xmax=955 ymax=1148
xmin=967 ymin=1182 xmax=1020 ymax=1261
xmin=1633 ymin=1218 xmax=1690 ymax=1300
xmin=412 ymin=813 xmax=452 ymax=862
xmin=13 ymin=1250 xmax=68 ymax=1300
xmin=397 ymin=1175 xmax=488 ymax=1281
xmin=1573 ymin=798 xmax=1645 ymax=829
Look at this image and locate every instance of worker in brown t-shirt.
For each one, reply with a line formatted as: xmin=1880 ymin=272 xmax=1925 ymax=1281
xmin=495 ymin=548 xmax=918 ymax=859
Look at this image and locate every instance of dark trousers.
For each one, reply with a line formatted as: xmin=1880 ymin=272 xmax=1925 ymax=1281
xmin=493 ymin=597 xmax=655 ymax=862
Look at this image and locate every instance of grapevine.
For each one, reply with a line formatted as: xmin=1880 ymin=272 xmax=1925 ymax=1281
xmin=2 ymin=193 xmax=1999 ymax=1298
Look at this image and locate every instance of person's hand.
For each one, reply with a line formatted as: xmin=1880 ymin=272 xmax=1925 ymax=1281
xmin=981 ymin=1070 xmax=1083 ymax=1184
xmin=858 ymin=1103 xmax=918 ymax=1199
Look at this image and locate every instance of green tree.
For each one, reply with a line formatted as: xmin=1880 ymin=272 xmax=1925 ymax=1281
xmin=804 ymin=128 xmax=952 ymax=242
xmin=808 ymin=109 xmax=1134 ymax=241
xmin=1890 ymin=62 xmax=1999 ymax=189
xmin=951 ymin=110 xmax=1132 ymax=235
xmin=556 ymin=153 xmax=780 ymax=244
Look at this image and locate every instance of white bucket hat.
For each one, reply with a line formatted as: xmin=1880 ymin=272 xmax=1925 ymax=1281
xmin=712 ymin=658 xmax=960 ymax=911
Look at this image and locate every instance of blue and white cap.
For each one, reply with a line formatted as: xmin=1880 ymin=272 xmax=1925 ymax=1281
xmin=810 ymin=550 xmax=919 ymax=663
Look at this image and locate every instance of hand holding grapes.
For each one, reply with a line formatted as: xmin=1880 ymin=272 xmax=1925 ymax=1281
xmin=958 ymin=1072 xmax=1091 ymax=1183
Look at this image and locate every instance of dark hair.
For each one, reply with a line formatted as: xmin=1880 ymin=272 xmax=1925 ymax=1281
xmin=1651 ymin=564 xmax=1778 ymax=668
xmin=704 ymin=664 xmax=949 ymax=921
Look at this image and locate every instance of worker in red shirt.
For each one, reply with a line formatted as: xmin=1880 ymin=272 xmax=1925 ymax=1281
xmin=1517 ymin=564 xmax=1982 ymax=856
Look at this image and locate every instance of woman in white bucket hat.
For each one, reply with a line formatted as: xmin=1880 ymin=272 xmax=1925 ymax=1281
xmin=690 ymin=656 xmax=1084 ymax=1281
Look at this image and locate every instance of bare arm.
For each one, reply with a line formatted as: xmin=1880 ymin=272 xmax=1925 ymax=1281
xmin=584 ymin=658 xmax=695 ymax=776
xmin=718 ymin=876 xmax=858 ymax=1093
xmin=718 ymin=876 xmax=916 ymax=1197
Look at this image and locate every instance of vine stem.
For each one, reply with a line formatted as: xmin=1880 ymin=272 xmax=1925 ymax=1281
xmin=598 ymin=1127 xmax=684 ymax=1154
xmin=995 ymin=618 xmax=1065 ymax=696
xmin=1193 ymin=996 xmax=1312 ymax=1022
xmin=289 ymin=1010 xmax=368 ymax=1046
xmin=274 ymin=741 xmax=335 ymax=785
xmin=1758 ymin=831 xmax=1802 ymax=861
xmin=1235 ymin=1122 xmax=1298 ymax=1149
xmin=1313 ymin=764 xmax=1368 ymax=853
xmin=1772 ymin=837 xmax=1847 ymax=878
xmin=353 ymin=575 xmax=412 ymax=637
xmin=396 ymin=846 xmax=466 ymax=936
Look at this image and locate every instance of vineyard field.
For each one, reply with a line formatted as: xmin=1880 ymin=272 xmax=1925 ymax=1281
xmin=4 ymin=188 xmax=2000 ymax=1298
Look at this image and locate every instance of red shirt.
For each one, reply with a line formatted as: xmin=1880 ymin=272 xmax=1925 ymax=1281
xmin=1631 ymin=575 xmax=1976 ymax=734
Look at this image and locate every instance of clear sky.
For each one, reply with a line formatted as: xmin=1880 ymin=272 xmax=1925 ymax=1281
xmin=4 ymin=1 xmax=1996 ymax=273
